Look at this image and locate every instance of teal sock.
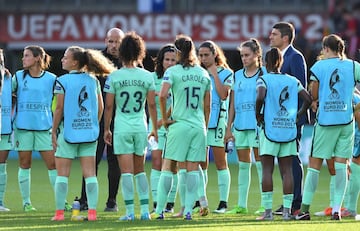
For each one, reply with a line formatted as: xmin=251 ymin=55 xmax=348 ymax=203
xmin=85 ymin=176 xmax=98 ymax=210
xmin=150 ymin=169 xmax=161 ymax=205
xmin=345 ymin=162 xmax=360 ymax=211
xmin=217 ymin=168 xmax=230 ymax=202
xmin=48 ymin=169 xmax=57 ymax=191
xmin=333 ymin=162 xmax=347 ymax=214
xmin=329 ymin=175 xmax=335 ymax=208
xmin=238 ymin=162 xmax=251 ymax=208
xmin=55 ymin=176 xmax=68 ymax=210
xmin=255 ymin=161 xmax=264 ymax=207
xmin=0 ymin=163 xmax=7 ymax=205
xmin=121 ymin=173 xmax=134 ymax=215
xmin=18 ymin=168 xmax=31 ymax=206
xmin=135 ymin=172 xmax=150 ymax=214
xmin=198 ymin=165 xmax=207 ymax=199
xmin=178 ymin=169 xmax=186 ymax=208
xmin=155 ymin=171 xmax=173 ymax=214
xmin=203 ymin=169 xmax=208 ymax=186
xmin=168 ymin=173 xmax=178 ymax=203
xmin=283 ymin=194 xmax=294 ymax=209
xmin=261 ymin=191 xmax=273 ymax=210
xmin=302 ymin=168 xmax=320 ymax=208
xmin=184 ymin=171 xmax=199 ymax=215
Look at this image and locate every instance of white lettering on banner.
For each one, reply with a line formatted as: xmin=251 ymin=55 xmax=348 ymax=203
xmin=82 ymin=15 xmax=109 ymax=38
xmin=1 ymin=13 xmax=324 ymax=49
xmin=201 ymin=15 xmax=217 ymax=39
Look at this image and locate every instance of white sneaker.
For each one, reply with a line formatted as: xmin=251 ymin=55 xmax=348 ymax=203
xmin=0 ymin=205 xmax=10 ymax=212
xmin=213 ymin=207 xmax=226 ymax=214
xmin=314 ymin=210 xmax=326 ymax=216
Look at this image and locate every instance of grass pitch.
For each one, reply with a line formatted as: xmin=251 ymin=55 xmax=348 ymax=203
xmin=0 ymin=159 xmax=359 ymax=230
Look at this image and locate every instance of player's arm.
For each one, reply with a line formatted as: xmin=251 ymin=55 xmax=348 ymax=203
xmin=103 ymin=92 xmax=114 ymax=145
xmin=204 ymin=90 xmax=211 ymax=129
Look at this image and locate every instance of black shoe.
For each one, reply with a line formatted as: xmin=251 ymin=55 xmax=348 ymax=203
xmin=213 ymin=201 xmax=228 ymax=214
xmin=273 ymin=205 xmax=283 ymax=215
xmin=164 ymin=202 xmax=174 ymax=213
xmin=193 ymin=200 xmax=200 ymax=209
xmin=295 ymin=212 xmax=311 ymax=220
xmin=104 ymin=199 xmax=118 ymax=212
xmin=331 ymin=212 xmax=341 ymax=220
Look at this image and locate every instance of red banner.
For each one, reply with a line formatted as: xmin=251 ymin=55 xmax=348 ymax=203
xmin=0 ymin=13 xmax=325 ymax=49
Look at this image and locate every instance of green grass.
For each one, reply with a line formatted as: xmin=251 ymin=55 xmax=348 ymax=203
xmin=1 ymin=159 xmax=359 ymax=230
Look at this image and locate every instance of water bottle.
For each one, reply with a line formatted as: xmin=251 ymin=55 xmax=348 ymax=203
xmin=226 ymin=139 xmax=235 ymax=154
xmin=148 ymin=136 xmax=158 ymax=151
xmin=72 ymin=199 xmax=80 ymax=217
xmin=71 ymin=198 xmax=86 ymax=221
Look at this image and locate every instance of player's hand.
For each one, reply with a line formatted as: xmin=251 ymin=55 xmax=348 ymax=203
xmin=162 ymin=119 xmax=176 ymax=129
xmin=104 ymin=130 xmax=112 ymax=146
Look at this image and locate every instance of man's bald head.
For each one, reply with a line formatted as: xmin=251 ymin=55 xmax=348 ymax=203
xmin=105 ymin=28 xmax=125 ymax=58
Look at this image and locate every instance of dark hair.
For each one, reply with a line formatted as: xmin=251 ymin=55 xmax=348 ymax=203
xmin=174 ymin=34 xmax=199 ymax=68
xmin=322 ymin=34 xmax=346 ymax=59
xmin=239 ymin=38 xmax=263 ymax=76
xmin=273 ymin=22 xmax=295 ymax=44
xmin=265 ymin=48 xmax=283 ymax=73
xmin=119 ymin=31 xmax=146 ymax=67
xmin=199 ymin=40 xmax=230 ymax=69
xmin=154 ymin=44 xmax=175 ymax=78
xmin=24 ymin=45 xmax=51 ymax=70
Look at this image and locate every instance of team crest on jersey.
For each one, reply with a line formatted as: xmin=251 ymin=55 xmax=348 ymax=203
xmin=328 ymin=69 xmax=340 ymax=100
xmin=237 ymin=81 xmax=242 ymax=91
xmin=277 ymin=86 xmax=289 ymax=117
xmin=22 ymin=79 xmax=29 ymax=91
xmin=78 ymin=86 xmax=89 ymax=117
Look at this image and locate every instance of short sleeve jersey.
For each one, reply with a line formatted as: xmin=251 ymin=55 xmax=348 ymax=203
xmin=104 ymin=67 xmax=155 ymax=133
xmin=162 ymin=64 xmax=211 ymax=129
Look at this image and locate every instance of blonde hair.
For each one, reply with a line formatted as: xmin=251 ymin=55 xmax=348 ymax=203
xmin=66 ymin=46 xmax=116 ymax=77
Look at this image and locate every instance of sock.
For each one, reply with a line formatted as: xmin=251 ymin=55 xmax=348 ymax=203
xmin=217 ymin=168 xmax=230 ymax=203
xmin=18 ymin=168 xmax=31 ymax=205
xmin=333 ymin=162 xmax=347 ymax=214
xmin=150 ymin=169 xmax=161 ymax=205
xmin=255 ymin=161 xmax=264 ymax=207
xmin=178 ymin=169 xmax=187 ymax=208
xmin=135 ymin=172 xmax=150 ymax=214
xmin=238 ymin=162 xmax=251 ymax=208
xmin=121 ymin=173 xmax=134 ymax=215
xmin=155 ymin=171 xmax=173 ymax=214
xmin=329 ymin=175 xmax=335 ymax=208
xmin=261 ymin=191 xmax=273 ymax=210
xmin=203 ymin=169 xmax=208 ymax=186
xmin=283 ymin=194 xmax=294 ymax=209
xmin=197 ymin=165 xmax=207 ymax=201
xmin=0 ymin=163 xmax=7 ymax=205
xmin=302 ymin=168 xmax=320 ymax=211
xmin=85 ymin=176 xmax=98 ymax=210
xmin=48 ymin=169 xmax=57 ymax=191
xmin=55 ymin=176 xmax=68 ymax=210
xmin=167 ymin=173 xmax=178 ymax=203
xmin=184 ymin=171 xmax=199 ymax=215
xmin=345 ymin=162 xmax=360 ymax=212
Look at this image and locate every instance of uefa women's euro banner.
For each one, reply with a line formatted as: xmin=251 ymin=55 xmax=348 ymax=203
xmin=0 ymin=13 xmax=325 ymax=49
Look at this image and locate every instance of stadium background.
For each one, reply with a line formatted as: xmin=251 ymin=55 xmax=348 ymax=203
xmin=1 ymin=0 xmax=359 ymax=163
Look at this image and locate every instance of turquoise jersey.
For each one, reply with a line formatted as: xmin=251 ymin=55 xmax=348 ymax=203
xmin=104 ymin=67 xmax=155 ymax=133
xmin=162 ymin=64 xmax=211 ymax=129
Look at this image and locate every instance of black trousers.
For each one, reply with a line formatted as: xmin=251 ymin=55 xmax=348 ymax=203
xmin=292 ymin=125 xmax=304 ymax=210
